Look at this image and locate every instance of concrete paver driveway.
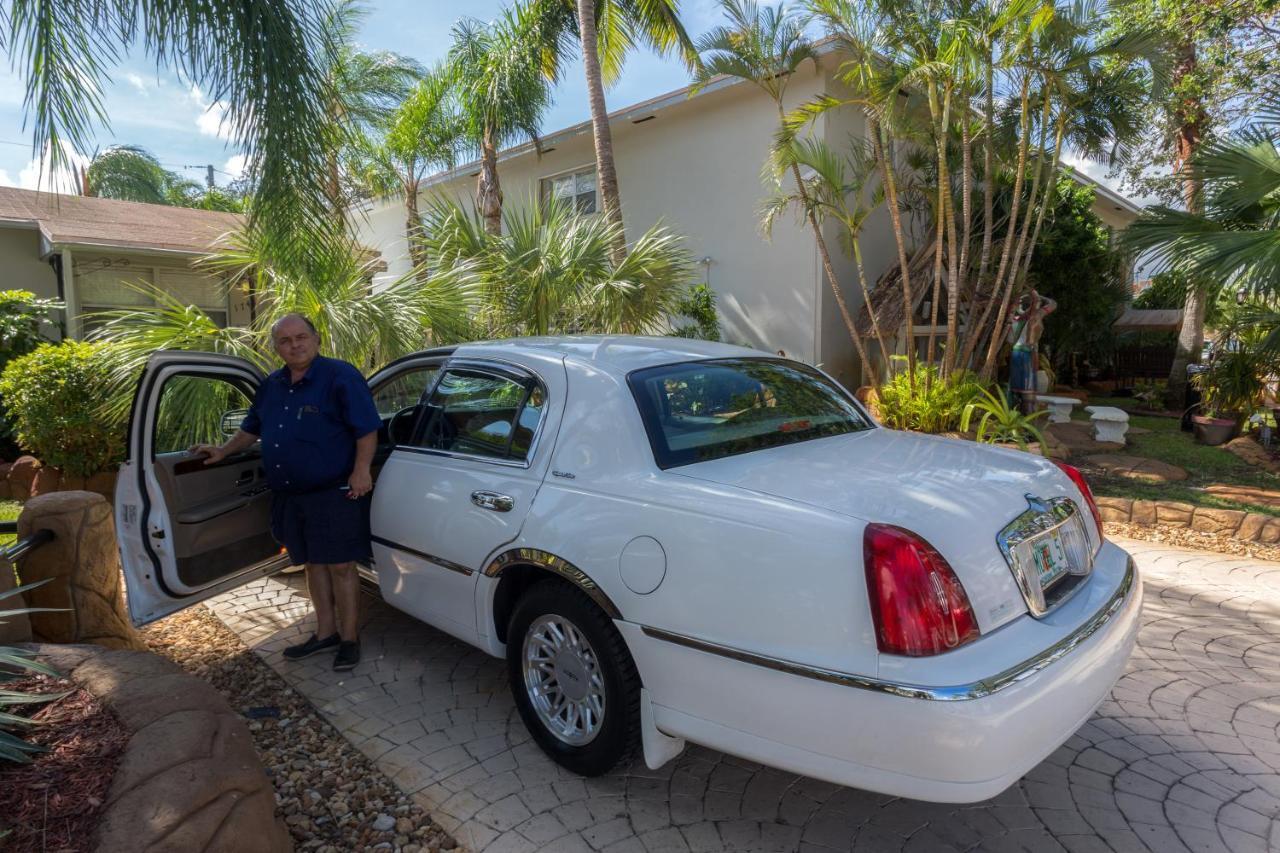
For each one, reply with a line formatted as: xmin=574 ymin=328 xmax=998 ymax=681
xmin=207 ymin=538 xmax=1280 ymax=852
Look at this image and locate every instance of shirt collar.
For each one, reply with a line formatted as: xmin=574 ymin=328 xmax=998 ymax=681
xmin=272 ymin=355 xmax=328 ymax=385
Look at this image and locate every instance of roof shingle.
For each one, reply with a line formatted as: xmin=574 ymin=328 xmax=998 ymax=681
xmin=0 ymin=186 xmax=241 ymax=256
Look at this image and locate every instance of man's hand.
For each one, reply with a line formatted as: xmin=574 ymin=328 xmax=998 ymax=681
xmin=189 ymin=443 xmax=229 ymax=466
xmin=347 ymin=466 xmax=373 ymax=499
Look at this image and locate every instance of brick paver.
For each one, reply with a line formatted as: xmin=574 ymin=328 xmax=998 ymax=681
xmin=204 ymin=539 xmax=1280 ymax=852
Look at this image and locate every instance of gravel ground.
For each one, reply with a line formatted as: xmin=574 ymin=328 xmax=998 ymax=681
xmin=1105 ymin=520 xmax=1280 ymax=561
xmin=140 ymin=606 xmax=458 ymax=853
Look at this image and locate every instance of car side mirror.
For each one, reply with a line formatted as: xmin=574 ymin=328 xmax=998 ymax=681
xmin=220 ymin=408 xmax=249 ymax=439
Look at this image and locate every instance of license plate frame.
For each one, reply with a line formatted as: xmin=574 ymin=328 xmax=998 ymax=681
xmin=1026 ymin=528 xmax=1071 ymax=593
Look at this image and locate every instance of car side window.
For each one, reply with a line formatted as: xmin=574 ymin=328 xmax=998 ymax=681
xmin=371 ymin=366 xmax=439 ymax=418
xmin=420 ymin=368 xmax=544 ymax=461
xmin=153 ymin=374 xmax=254 ymax=455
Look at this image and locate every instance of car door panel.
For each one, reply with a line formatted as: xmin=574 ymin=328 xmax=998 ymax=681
xmin=370 ymin=354 xmax=567 ymax=644
xmin=116 ymin=352 xmax=287 ymax=626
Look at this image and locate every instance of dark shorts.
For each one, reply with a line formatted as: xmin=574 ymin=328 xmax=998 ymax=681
xmin=271 ymin=488 xmax=371 ymax=566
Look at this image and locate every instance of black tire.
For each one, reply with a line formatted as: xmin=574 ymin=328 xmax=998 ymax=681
xmin=506 ymin=579 xmax=641 ymax=776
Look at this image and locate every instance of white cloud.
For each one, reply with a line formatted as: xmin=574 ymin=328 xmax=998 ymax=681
xmin=223 ymin=153 xmax=248 ymax=180
xmin=189 ymin=84 xmax=234 ymax=141
xmin=125 ymin=73 xmax=148 ymax=94
xmin=4 ymin=142 xmax=91 ymax=193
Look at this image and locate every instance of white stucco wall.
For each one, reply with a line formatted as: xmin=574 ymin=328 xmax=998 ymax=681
xmin=352 ymin=69 xmax=828 ymax=363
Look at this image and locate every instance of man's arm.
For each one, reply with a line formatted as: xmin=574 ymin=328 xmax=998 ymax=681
xmin=190 ymin=429 xmax=259 ymax=465
xmin=347 ymin=431 xmax=377 ymax=498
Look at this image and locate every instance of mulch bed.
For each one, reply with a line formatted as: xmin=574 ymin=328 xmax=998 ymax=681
xmin=0 ymin=674 xmax=129 ymax=853
xmin=1106 ymin=521 xmax=1280 ymax=562
xmin=141 ymin=606 xmax=457 ymax=853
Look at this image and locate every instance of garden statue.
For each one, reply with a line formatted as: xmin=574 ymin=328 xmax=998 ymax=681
xmin=1009 ymin=289 xmax=1056 ymax=413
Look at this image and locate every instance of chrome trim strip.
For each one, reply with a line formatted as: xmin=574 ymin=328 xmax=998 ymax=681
xmin=484 ymin=548 xmax=622 ymax=619
xmin=371 ymin=535 xmax=474 ymax=576
xmin=640 ymin=557 xmax=1135 ymax=702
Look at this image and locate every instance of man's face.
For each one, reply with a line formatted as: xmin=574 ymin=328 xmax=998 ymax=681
xmin=273 ymin=319 xmax=320 ymax=370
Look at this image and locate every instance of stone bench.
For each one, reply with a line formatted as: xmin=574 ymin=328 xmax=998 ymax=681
xmin=1085 ymin=405 xmax=1130 ymax=445
xmin=1035 ymin=394 xmax=1080 ymax=424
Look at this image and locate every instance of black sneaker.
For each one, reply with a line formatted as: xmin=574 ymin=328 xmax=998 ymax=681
xmin=333 ymin=641 xmax=360 ymax=671
xmin=283 ymin=632 xmax=339 ymax=661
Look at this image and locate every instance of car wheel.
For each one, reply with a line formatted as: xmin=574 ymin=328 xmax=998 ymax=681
xmin=507 ymin=580 xmax=641 ymax=776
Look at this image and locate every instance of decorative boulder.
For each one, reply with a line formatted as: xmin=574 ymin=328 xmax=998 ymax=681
xmin=16 ymin=491 xmax=144 ymax=650
xmin=85 ymin=469 xmax=119 ymax=501
xmin=7 ymin=455 xmax=40 ymax=499
xmin=30 ymin=465 xmax=61 ymax=497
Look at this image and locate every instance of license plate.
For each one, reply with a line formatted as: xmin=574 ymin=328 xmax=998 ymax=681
xmin=1026 ymin=529 xmax=1070 ymax=591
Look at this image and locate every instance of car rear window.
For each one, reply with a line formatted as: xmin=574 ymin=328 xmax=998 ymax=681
xmin=627 ymin=358 xmax=874 ymax=468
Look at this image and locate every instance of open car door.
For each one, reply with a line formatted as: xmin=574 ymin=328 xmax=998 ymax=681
xmin=116 ymin=351 xmax=287 ymax=626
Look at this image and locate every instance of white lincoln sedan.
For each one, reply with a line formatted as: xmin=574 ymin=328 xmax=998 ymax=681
xmin=115 ymin=336 xmax=1140 ymax=803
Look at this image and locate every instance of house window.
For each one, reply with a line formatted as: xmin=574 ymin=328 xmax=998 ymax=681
xmin=540 ymin=167 xmax=597 ymax=214
xmin=76 ymin=258 xmax=229 ymax=335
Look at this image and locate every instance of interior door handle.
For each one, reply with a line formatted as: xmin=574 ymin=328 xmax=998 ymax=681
xmin=471 ymin=491 xmax=514 ymax=512
xmin=235 ymin=471 xmax=253 ymax=486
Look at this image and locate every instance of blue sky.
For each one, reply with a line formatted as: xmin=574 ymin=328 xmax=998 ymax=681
xmin=0 ymin=0 xmax=724 ymax=191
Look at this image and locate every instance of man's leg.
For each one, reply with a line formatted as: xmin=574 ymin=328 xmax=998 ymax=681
xmin=306 ymin=564 xmax=338 ymax=638
xmin=326 ymin=562 xmax=360 ymax=642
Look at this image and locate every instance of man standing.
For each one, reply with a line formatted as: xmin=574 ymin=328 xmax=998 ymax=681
xmin=190 ymin=314 xmax=382 ymax=671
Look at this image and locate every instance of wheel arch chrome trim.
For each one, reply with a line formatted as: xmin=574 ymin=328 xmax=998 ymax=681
xmin=640 ymin=556 xmax=1136 ymax=702
xmin=484 ymin=548 xmax=623 ymax=619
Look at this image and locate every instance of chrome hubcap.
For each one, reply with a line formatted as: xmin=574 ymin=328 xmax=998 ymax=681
xmin=522 ymin=614 xmax=605 ymax=746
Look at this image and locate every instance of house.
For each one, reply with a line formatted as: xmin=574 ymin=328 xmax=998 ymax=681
xmin=0 ymin=187 xmax=253 ymax=338
xmin=351 ymin=53 xmax=1145 ymax=389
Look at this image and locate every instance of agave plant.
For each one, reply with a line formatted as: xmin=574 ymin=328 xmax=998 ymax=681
xmin=960 ymin=388 xmax=1050 ymax=452
xmin=0 ymin=578 xmax=66 ymax=764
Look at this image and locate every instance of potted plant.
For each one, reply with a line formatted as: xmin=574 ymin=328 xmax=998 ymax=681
xmin=1190 ymin=348 xmax=1267 ymax=445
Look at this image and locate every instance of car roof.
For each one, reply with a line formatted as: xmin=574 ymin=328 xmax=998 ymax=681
xmin=450 ymin=335 xmax=767 ymax=375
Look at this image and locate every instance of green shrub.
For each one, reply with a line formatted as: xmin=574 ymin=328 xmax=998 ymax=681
xmin=0 ymin=290 xmax=63 ymax=460
xmin=875 ymin=363 xmax=986 ymax=433
xmin=0 ymin=341 xmax=125 ymax=476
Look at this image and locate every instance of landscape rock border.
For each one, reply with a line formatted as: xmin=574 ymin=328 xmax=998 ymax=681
xmin=0 ymin=456 xmax=117 ymax=503
xmin=27 ymin=643 xmax=292 ymax=853
xmin=1096 ymin=495 xmax=1280 ymax=543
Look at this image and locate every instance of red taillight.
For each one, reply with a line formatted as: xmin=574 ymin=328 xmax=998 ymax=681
xmin=863 ymin=524 xmax=980 ymax=656
xmin=1053 ymin=460 xmax=1102 ymax=532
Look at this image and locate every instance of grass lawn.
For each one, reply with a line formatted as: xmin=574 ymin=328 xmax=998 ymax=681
xmin=1071 ymin=397 xmax=1280 ymax=517
xmin=0 ymin=499 xmax=19 ymax=547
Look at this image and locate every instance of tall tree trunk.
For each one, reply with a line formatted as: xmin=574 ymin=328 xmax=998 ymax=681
xmin=962 ymin=74 xmax=1031 ymax=371
xmin=925 ymin=86 xmax=945 ymax=370
xmin=853 ymin=240 xmax=892 ymax=376
xmin=948 ymin=92 xmax=972 ymax=376
xmin=405 ymin=174 xmax=429 ymax=277
xmin=477 ymin=129 xmax=503 ymax=236
xmin=1166 ymin=39 xmax=1206 ymax=409
xmin=577 ymin=0 xmax=627 ymax=262
xmin=960 ymin=55 xmax=997 ymax=372
xmin=869 ymin=117 xmax=916 ymax=378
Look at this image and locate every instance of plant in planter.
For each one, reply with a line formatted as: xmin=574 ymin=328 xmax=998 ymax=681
xmin=1190 ymin=348 xmax=1268 ymax=445
xmin=0 ymin=578 xmax=64 ymax=763
xmin=961 ymin=388 xmax=1050 ymax=453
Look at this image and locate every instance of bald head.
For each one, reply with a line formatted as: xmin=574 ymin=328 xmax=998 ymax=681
xmin=271 ymin=313 xmax=321 ymax=374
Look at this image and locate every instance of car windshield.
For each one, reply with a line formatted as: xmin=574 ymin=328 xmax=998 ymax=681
xmin=628 ymin=358 xmax=874 ymax=468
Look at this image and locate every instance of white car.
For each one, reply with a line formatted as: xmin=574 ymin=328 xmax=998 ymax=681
xmin=115 ymin=336 xmax=1140 ymax=803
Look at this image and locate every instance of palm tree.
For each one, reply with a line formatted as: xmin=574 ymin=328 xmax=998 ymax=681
xmin=762 ymin=137 xmax=894 ymax=376
xmin=695 ymin=1 xmax=885 ymax=367
xmin=532 ymin=0 xmax=696 ymax=259
xmin=352 ymin=65 xmax=463 ymax=272
xmin=92 ymin=223 xmax=479 ymax=427
xmin=81 ymin=145 xmax=183 ymax=204
xmin=1127 ymin=99 xmax=1280 ymax=327
xmin=321 ymin=0 xmax=424 ymax=211
xmin=420 ymin=196 xmax=696 ymax=336
xmin=5 ymin=0 xmax=342 ymax=247
xmin=450 ymin=5 xmax=558 ymax=236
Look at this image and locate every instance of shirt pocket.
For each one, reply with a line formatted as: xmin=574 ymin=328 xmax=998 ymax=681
xmin=295 ymin=410 xmax=348 ymax=445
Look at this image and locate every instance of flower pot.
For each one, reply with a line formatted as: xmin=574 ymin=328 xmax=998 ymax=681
xmin=1191 ymin=414 xmax=1238 ymax=446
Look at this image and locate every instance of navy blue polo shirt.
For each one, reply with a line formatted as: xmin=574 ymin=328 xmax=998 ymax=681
xmin=241 ymin=355 xmax=383 ymax=494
